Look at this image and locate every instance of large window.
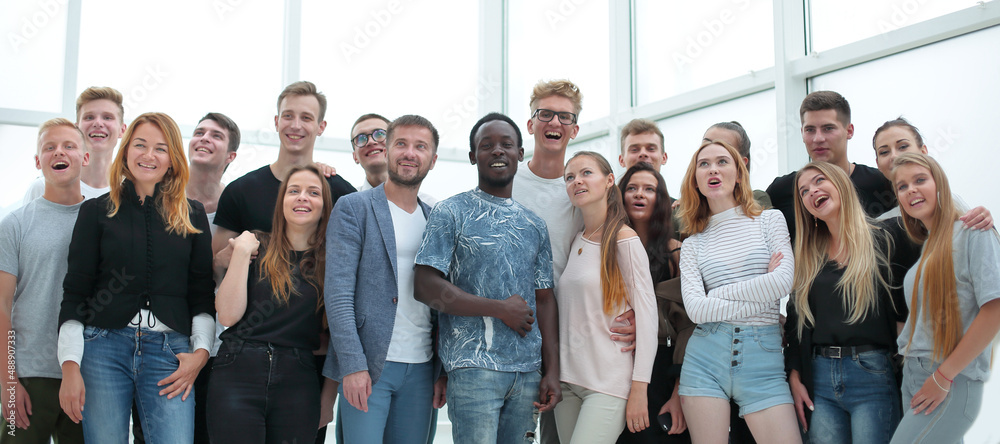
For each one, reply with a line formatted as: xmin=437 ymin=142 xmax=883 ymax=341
xmin=508 ymin=0 xmax=611 ymax=149
xmin=300 ymin=2 xmax=480 ymax=152
xmin=635 ymin=0 xmax=774 ymax=105
xmin=0 ymin=1 xmax=67 ymax=112
xmin=76 ymin=1 xmax=284 ymax=136
xmin=809 ymin=0 xmax=975 ymax=52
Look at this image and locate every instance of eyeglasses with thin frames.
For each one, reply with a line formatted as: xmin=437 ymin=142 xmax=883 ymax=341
xmin=353 ymin=128 xmax=387 ymax=147
xmin=532 ymin=108 xmax=578 ymax=125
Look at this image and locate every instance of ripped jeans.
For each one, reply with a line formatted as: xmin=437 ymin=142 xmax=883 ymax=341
xmin=446 ymin=367 xmax=540 ymax=443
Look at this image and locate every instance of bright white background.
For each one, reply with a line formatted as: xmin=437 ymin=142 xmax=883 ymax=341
xmin=1 ymin=1 xmax=999 ymax=443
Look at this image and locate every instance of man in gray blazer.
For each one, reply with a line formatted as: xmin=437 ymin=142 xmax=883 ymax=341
xmin=324 ymin=115 xmax=443 ymax=444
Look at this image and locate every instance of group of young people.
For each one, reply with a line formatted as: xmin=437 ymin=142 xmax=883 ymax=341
xmin=1 ymin=78 xmax=997 ymax=444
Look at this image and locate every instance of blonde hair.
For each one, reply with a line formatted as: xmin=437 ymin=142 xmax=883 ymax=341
xmin=893 ymin=153 xmax=961 ymax=361
xmin=567 ymin=151 xmax=629 ymax=315
xmin=530 ymin=79 xmax=583 ymax=115
xmin=37 ymin=118 xmax=85 ymax=153
xmin=76 ymin=86 xmax=124 ymax=123
xmin=791 ymin=162 xmax=892 ymax=338
xmin=678 ymin=140 xmax=761 ymax=235
xmin=108 ymin=112 xmax=199 ymax=237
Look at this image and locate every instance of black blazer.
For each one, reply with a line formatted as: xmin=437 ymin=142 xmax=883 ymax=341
xmin=60 ymin=180 xmax=215 ymax=335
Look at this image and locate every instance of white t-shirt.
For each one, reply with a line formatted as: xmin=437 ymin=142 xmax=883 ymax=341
xmin=22 ymin=177 xmax=109 ymax=206
xmin=384 ymin=201 xmax=433 ymax=363
xmin=512 ymin=164 xmax=583 ymax=286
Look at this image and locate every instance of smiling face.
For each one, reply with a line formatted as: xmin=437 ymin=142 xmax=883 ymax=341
xmin=387 ymin=125 xmax=437 ymax=188
xmin=797 ymin=168 xmax=841 ymax=223
xmin=894 ymin=163 xmax=937 ymax=227
xmin=620 ymin=132 xmax=666 ymax=169
xmin=526 ymin=95 xmax=579 ymax=154
xmin=471 ymin=120 xmax=523 ymax=192
xmin=282 ymin=169 xmax=325 ymax=229
xmin=351 ymin=117 xmax=389 ymax=174
xmin=694 ymin=144 xmax=739 ymax=210
xmin=36 ymin=125 xmax=89 ymax=186
xmin=77 ymin=99 xmax=125 ymax=155
xmin=275 ymin=94 xmax=326 ymax=155
xmin=189 ymin=118 xmax=234 ymax=170
xmin=874 ymin=126 xmax=928 ymax=180
xmin=801 ymin=109 xmax=853 ymax=166
xmin=623 ymin=170 xmax=658 ymax=223
xmin=564 ymin=155 xmax=614 ymax=209
xmin=126 ymin=123 xmax=172 ymax=193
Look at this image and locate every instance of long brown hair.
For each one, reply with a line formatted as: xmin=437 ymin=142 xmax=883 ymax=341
xmin=567 ymin=151 xmax=629 ymax=315
xmin=678 ymin=140 xmax=761 ymax=235
xmin=108 ymin=112 xmax=199 ymax=236
xmin=791 ymin=162 xmax=891 ymax=338
xmin=892 ymin=153 xmax=961 ymax=361
xmin=258 ymin=165 xmax=332 ymax=312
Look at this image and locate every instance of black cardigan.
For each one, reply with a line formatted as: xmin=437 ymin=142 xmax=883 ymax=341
xmin=60 ymin=180 xmax=215 ymax=335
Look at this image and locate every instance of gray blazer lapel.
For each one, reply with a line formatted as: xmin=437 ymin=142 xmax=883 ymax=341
xmin=371 ymin=185 xmax=398 ymax=284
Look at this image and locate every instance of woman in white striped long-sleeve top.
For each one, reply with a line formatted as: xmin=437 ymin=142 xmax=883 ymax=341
xmin=674 ymin=140 xmax=800 ymax=444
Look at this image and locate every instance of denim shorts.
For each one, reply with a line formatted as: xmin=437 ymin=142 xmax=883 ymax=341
xmin=679 ymin=322 xmax=792 ymax=417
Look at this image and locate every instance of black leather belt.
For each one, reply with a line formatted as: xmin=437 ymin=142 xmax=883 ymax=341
xmin=813 ymin=345 xmax=886 ymax=359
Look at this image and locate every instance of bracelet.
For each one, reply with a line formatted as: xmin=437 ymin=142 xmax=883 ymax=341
xmin=936 ymin=368 xmax=954 ymax=384
xmin=931 ymin=372 xmax=951 ymax=393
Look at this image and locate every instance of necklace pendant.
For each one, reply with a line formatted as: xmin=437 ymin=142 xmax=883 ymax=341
xmin=577 ymin=247 xmax=583 ymax=255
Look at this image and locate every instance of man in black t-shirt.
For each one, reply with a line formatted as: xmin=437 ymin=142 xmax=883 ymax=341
xmin=211 ymin=81 xmax=353 ymax=444
xmin=766 ymin=91 xmax=895 ymax=241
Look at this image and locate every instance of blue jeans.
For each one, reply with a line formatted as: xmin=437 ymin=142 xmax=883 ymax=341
xmin=890 ymin=357 xmax=983 ymax=444
xmin=339 ymin=361 xmax=434 ymax=444
xmin=80 ymin=326 xmax=193 ymax=444
xmin=808 ymin=349 xmax=901 ymax=444
xmin=446 ymin=367 xmax=540 ymax=444
xmin=207 ymin=340 xmax=320 ymax=444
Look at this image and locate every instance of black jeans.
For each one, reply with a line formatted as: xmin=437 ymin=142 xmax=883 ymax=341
xmin=207 ymin=341 xmax=320 ymax=444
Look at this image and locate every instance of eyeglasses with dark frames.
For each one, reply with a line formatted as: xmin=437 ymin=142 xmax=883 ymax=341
xmin=532 ymin=108 xmax=578 ymax=125
xmin=352 ymin=128 xmax=387 ymax=147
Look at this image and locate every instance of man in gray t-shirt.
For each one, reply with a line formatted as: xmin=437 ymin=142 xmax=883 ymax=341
xmin=415 ymin=113 xmax=560 ymax=443
xmin=0 ymin=119 xmax=87 ymax=442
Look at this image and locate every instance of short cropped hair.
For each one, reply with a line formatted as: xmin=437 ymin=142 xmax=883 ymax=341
xmin=387 ymin=115 xmax=439 ymax=153
xmin=37 ymin=118 xmax=86 ymax=153
xmin=277 ymin=81 xmax=328 ymax=122
xmin=352 ymin=113 xmax=391 ymax=130
xmin=198 ymin=112 xmax=241 ymax=153
xmin=529 ymin=79 xmax=583 ymax=115
xmin=619 ymin=119 xmax=664 ymax=155
xmin=76 ymin=86 xmax=124 ymax=123
xmin=799 ymin=91 xmax=851 ymax=127
xmin=469 ymin=113 xmax=523 ymax=153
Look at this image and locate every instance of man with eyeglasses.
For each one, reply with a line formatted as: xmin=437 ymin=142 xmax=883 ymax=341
xmin=511 ymin=79 xmax=585 ymax=444
xmin=352 ymin=113 xmax=436 ymax=205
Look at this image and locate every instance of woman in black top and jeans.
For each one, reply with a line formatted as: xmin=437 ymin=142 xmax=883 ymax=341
xmin=58 ymin=112 xmax=216 ymax=443
xmin=785 ymin=161 xmax=919 ymax=444
xmin=208 ymin=165 xmax=336 ymax=444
